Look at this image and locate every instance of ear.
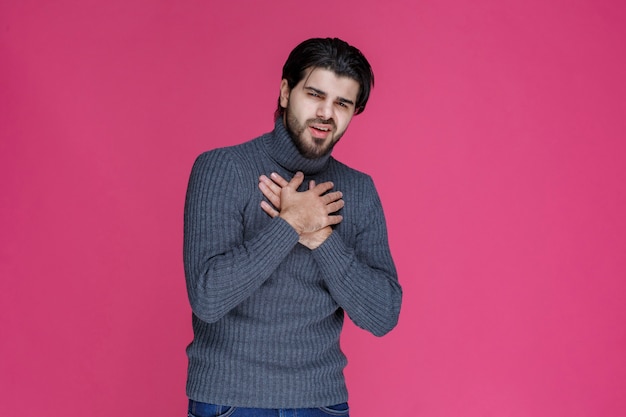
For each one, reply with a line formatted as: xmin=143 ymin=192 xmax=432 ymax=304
xmin=279 ymin=79 xmax=290 ymax=109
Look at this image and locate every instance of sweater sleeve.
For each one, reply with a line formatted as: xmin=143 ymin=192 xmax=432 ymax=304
xmin=311 ymin=176 xmax=402 ymax=337
xmin=183 ymin=150 xmax=299 ymax=323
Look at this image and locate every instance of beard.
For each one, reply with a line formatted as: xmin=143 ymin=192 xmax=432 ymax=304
xmin=284 ymin=106 xmax=343 ymax=160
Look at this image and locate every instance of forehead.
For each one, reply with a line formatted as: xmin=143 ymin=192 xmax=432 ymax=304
xmin=299 ymin=68 xmax=360 ymax=101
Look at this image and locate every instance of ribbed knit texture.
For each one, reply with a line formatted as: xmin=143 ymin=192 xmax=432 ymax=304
xmin=183 ymin=119 xmax=402 ymax=408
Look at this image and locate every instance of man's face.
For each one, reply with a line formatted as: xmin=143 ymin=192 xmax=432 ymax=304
xmin=280 ymin=68 xmax=360 ymax=159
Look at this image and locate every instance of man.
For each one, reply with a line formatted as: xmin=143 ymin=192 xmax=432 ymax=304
xmin=184 ymin=37 xmax=402 ymax=417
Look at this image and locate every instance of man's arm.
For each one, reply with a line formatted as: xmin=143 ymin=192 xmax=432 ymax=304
xmin=184 ymin=150 xmax=299 ymax=323
xmin=312 ymin=187 xmax=402 ymax=337
xmin=259 ymin=172 xmax=402 ymax=336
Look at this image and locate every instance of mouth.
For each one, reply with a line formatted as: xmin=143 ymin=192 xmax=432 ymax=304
xmin=308 ymin=122 xmax=334 ymax=139
xmin=310 ymin=123 xmax=332 ymax=131
xmin=309 ymin=126 xmax=331 ymax=139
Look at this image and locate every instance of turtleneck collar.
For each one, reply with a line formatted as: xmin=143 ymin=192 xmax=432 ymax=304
xmin=263 ymin=118 xmax=332 ymax=175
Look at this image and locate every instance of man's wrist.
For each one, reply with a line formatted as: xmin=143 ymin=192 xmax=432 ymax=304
xmin=279 ymin=212 xmax=303 ymax=235
xmin=299 ymin=228 xmax=332 ymax=250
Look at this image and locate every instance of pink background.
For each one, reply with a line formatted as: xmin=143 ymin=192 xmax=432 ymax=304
xmin=1 ymin=1 xmax=625 ymax=416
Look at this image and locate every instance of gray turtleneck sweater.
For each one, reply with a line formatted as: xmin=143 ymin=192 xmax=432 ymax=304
xmin=184 ymin=119 xmax=402 ymax=408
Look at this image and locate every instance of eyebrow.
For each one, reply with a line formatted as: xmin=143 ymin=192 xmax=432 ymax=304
xmin=304 ymin=86 xmax=355 ymax=107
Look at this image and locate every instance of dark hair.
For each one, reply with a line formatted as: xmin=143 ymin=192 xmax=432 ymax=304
xmin=274 ymin=37 xmax=375 ymax=121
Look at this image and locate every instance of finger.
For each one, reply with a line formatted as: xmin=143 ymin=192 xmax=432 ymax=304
xmin=312 ymin=181 xmax=335 ymax=195
xmin=326 ymin=199 xmax=345 ymax=214
xmin=321 ymin=190 xmax=343 ymax=204
xmin=309 ymin=180 xmax=316 ymax=189
xmin=286 ymin=171 xmax=305 ymax=190
xmin=270 ymin=172 xmax=290 ymax=187
xmin=326 ymin=214 xmax=344 ymax=226
xmin=260 ymin=201 xmax=279 ymax=218
xmin=258 ymin=182 xmax=281 ymax=209
xmin=259 ymin=175 xmax=282 ymax=197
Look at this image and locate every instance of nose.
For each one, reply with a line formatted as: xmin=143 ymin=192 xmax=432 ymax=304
xmin=316 ymin=99 xmax=333 ymax=121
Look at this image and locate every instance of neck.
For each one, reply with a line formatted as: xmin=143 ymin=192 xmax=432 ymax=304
xmin=264 ymin=118 xmax=332 ymax=175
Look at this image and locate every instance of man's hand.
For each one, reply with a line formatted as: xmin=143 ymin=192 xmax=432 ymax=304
xmin=258 ymin=172 xmax=343 ymax=249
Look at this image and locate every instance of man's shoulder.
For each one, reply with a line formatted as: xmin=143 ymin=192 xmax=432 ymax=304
xmin=329 ymin=158 xmax=374 ymax=184
xmin=188 ymin=134 xmax=269 ymax=189
xmin=195 ymin=132 xmax=268 ymax=164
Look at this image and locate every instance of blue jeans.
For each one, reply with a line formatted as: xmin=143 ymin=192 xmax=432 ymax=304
xmin=188 ymin=399 xmax=349 ymax=417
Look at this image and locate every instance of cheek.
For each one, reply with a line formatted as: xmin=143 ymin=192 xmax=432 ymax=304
xmin=338 ymin=114 xmax=353 ymax=132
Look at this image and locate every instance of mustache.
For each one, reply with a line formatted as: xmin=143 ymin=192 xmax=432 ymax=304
xmin=307 ymin=118 xmax=336 ymax=128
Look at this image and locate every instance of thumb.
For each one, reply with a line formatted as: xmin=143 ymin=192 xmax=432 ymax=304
xmin=287 ymin=171 xmax=305 ymax=189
